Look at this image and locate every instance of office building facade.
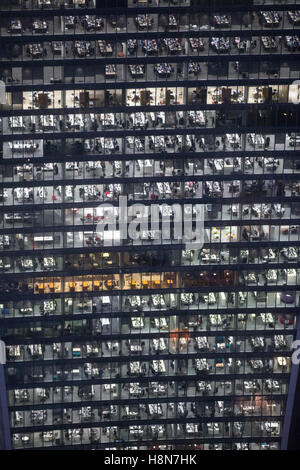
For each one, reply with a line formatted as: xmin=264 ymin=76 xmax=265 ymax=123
xmin=0 ymin=0 xmax=300 ymax=450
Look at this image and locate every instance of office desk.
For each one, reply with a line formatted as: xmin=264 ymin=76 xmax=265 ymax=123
xmin=226 ymin=133 xmax=241 ymax=148
xmin=131 ymin=317 xmax=144 ymax=329
xmin=188 ymin=111 xmax=206 ymax=126
xmin=195 ymin=337 xmax=209 ymax=351
xmin=105 ymin=65 xmax=116 ymax=78
xmin=260 ymin=11 xmax=281 ymax=26
xmin=154 ymin=63 xmax=173 ymax=77
xmin=285 ymin=35 xmax=300 ymax=51
xmin=197 ymin=381 xmax=212 ymax=392
xmin=152 ymin=360 xmax=166 ymax=374
xmin=129 ymin=65 xmax=145 ymax=77
xmin=156 ymin=182 xmax=172 ymax=196
xmin=181 ymin=293 xmax=194 ymax=305
xmin=104 ymin=383 xmax=117 ymax=393
xmin=28 ymin=344 xmax=43 ymax=358
xmin=65 ymin=16 xmax=76 ymax=29
xmin=14 ymin=187 xmax=33 ymax=201
xmin=261 ymin=36 xmax=278 ymax=51
xmin=250 ymin=336 xmax=265 ymax=350
xmin=248 ymin=133 xmax=265 ymax=147
xmin=189 ymin=38 xmax=205 ymax=51
xmin=210 ymin=37 xmax=230 ymax=53
xmin=127 ymin=39 xmax=137 ymax=54
xmin=261 ymin=313 xmax=274 ymax=324
xmin=168 ymin=15 xmax=178 ymax=30
xmin=209 ymin=314 xmax=222 ymax=326
xmin=212 ymin=15 xmax=231 ymax=27
xmin=150 ymin=382 xmax=167 ymax=395
xmin=18 ymin=258 xmax=34 ymax=271
xmin=100 ymin=113 xmax=115 ymax=127
xmin=150 ymin=112 xmax=165 ymax=125
xmin=243 ymin=380 xmax=258 ymax=392
xmin=41 ymin=300 xmax=56 ymax=314
xmin=148 ymin=403 xmax=163 ymax=416
xmin=83 ymin=15 xmax=104 ymax=31
xmin=27 ymin=44 xmax=44 ymax=58
xmin=129 ymin=425 xmax=144 ymax=436
xmin=9 ymin=20 xmax=22 ymax=33
xmin=249 ymin=360 xmax=264 ymax=370
xmin=262 ymin=422 xmax=280 ymax=435
xmin=186 ymin=423 xmax=199 ymax=434
xmin=98 ymin=40 xmax=113 ymax=56
xmin=152 ymin=338 xmax=167 ymax=352
xmin=265 ymin=379 xmax=280 ymax=392
xmin=128 ymin=341 xmax=143 ymax=353
xmin=141 ymin=39 xmax=158 ymax=54
xmin=74 ymin=41 xmax=93 ymax=57
xmin=195 ymin=358 xmax=209 ymax=372
xmin=129 ymin=361 xmax=142 ymax=375
xmin=32 ymin=20 xmax=48 ymax=33
xmin=288 ymin=10 xmax=300 ymax=24
xmin=130 ymin=112 xmax=147 ymax=127
xmin=163 ymin=38 xmax=181 ymax=54
xmin=8 ymin=345 xmax=21 ymax=359
xmin=135 ymin=14 xmax=153 ymax=30
xmin=9 ymin=116 xmax=24 ymax=129
xmin=150 ymin=425 xmax=165 ymax=436
xmin=203 ymin=293 xmax=217 ymax=304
